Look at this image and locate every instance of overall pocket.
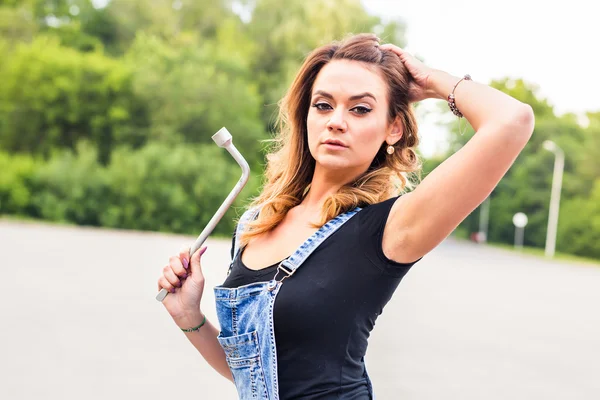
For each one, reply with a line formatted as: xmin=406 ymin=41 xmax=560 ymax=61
xmin=217 ymin=330 xmax=269 ymax=399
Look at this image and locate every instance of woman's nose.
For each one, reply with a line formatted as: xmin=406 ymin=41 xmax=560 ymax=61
xmin=326 ymin=109 xmax=347 ymax=132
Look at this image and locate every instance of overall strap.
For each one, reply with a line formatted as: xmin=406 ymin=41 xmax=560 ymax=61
xmin=274 ymin=207 xmax=362 ymax=282
xmin=232 ymin=207 xmax=260 ymax=260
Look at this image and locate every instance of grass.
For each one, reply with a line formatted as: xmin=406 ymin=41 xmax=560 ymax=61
xmin=4 ymin=214 xmax=600 ymax=267
xmin=0 ymin=213 xmax=74 ymax=225
xmin=485 ymin=241 xmax=600 ymax=267
xmin=0 ymin=213 xmax=233 ymax=239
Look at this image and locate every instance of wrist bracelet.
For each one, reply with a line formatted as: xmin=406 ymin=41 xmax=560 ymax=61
xmin=447 ymin=74 xmax=472 ymax=118
xmin=180 ymin=315 xmax=206 ymax=332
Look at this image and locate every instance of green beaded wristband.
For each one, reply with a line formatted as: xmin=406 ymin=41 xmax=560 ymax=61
xmin=180 ymin=315 xmax=206 ymax=332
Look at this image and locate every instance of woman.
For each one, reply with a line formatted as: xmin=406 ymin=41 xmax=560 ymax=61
xmin=157 ymin=33 xmax=534 ymax=399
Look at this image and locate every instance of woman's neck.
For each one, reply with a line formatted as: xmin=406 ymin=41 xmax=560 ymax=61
xmin=300 ymin=165 xmax=361 ymax=212
xmin=301 ymin=179 xmax=342 ymax=210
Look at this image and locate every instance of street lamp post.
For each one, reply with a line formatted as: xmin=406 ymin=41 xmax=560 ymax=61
xmin=478 ymin=196 xmax=490 ymax=244
xmin=513 ymin=212 xmax=528 ymax=251
xmin=542 ymin=140 xmax=565 ymax=258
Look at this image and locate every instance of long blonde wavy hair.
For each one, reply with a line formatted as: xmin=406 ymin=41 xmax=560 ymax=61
xmin=239 ymin=33 xmax=421 ymax=246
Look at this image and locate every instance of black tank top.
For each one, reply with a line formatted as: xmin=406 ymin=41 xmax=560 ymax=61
xmin=222 ymin=196 xmax=420 ymax=399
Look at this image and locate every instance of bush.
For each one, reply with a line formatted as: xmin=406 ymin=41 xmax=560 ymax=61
xmin=0 ymin=151 xmax=38 ymax=215
xmin=30 ymin=142 xmax=109 ymax=224
xmin=0 ymin=36 xmax=149 ymax=164
xmin=557 ymin=180 xmax=600 ymax=259
xmin=0 ymin=142 xmax=260 ymax=236
xmin=98 ymin=142 xmax=259 ymax=234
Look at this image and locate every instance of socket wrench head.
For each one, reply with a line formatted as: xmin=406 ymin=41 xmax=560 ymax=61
xmin=212 ymin=127 xmax=233 ymax=148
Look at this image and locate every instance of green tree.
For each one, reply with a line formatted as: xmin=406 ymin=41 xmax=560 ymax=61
xmin=125 ymin=31 xmax=266 ymax=167
xmin=440 ymin=78 xmax=599 ymax=258
xmin=0 ymin=3 xmax=38 ymax=42
xmin=0 ymin=36 xmax=149 ymax=163
xmin=246 ymin=0 xmax=406 ymax=128
xmin=557 ymin=179 xmax=600 ymax=258
xmin=98 ymin=0 xmax=241 ymax=54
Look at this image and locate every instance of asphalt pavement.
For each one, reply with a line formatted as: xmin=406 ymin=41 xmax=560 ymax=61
xmin=1 ymin=220 xmax=598 ymax=399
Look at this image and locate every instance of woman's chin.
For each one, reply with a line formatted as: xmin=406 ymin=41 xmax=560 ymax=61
xmin=315 ymin=157 xmax=361 ymax=173
xmin=316 ymin=159 xmax=347 ymax=170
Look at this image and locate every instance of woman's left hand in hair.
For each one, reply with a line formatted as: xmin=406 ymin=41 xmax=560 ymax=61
xmin=380 ymin=44 xmax=438 ymax=103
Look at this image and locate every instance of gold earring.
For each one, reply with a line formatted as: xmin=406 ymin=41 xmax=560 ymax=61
xmin=386 ymin=145 xmax=395 ymax=155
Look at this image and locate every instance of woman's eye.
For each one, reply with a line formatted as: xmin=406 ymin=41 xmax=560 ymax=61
xmin=312 ymin=102 xmax=332 ymax=111
xmin=311 ymin=103 xmax=371 ymax=114
xmin=352 ymin=106 xmax=372 ymax=115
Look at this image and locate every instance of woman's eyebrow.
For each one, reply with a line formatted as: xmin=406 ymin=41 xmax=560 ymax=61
xmin=312 ymin=90 xmax=377 ymax=103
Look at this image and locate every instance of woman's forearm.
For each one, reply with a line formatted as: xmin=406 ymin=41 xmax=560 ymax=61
xmin=175 ymin=313 xmax=233 ymax=382
xmin=427 ymin=70 xmax=534 ymax=134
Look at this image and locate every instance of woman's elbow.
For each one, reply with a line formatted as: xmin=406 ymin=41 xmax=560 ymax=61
xmin=513 ymin=103 xmax=535 ymax=138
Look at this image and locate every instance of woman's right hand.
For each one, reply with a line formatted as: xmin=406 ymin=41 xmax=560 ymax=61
xmin=158 ymin=245 xmax=208 ymax=324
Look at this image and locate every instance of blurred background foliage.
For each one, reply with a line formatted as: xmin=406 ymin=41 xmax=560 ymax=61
xmin=0 ymin=0 xmax=598 ymax=259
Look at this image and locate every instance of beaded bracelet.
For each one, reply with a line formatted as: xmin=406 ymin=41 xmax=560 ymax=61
xmin=447 ymin=74 xmax=472 ymax=118
xmin=180 ymin=315 xmax=206 ymax=332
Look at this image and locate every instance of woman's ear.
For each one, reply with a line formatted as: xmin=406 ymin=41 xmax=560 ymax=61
xmin=387 ymin=117 xmax=403 ymax=145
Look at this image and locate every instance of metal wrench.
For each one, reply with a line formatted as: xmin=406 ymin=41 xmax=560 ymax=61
xmin=156 ymin=127 xmax=250 ymax=302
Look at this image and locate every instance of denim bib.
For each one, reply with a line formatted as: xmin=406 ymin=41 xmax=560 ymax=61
xmin=213 ymin=207 xmax=371 ymax=399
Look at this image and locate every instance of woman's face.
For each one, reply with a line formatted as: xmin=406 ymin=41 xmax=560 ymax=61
xmin=306 ymin=59 xmax=400 ymax=176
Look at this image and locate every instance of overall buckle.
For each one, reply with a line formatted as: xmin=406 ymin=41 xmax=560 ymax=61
xmin=273 ymin=261 xmax=295 ymax=283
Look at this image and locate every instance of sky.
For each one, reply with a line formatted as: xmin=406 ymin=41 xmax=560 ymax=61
xmin=362 ymin=0 xmax=598 ymax=155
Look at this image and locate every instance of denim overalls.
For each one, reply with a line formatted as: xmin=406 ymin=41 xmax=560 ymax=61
xmin=213 ymin=206 xmax=369 ymax=399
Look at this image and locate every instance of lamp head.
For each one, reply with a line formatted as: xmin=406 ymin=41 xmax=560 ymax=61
xmin=543 ymin=140 xmax=557 ymax=152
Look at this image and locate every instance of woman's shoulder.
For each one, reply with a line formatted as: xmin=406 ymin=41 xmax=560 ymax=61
xmin=358 ymin=195 xmax=401 ymax=218
xmin=348 ymin=195 xmax=401 ymax=240
xmin=356 ymin=194 xmax=420 ymax=272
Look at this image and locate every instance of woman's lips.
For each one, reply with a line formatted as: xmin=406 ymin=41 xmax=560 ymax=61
xmin=323 ymin=143 xmax=347 ymax=150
